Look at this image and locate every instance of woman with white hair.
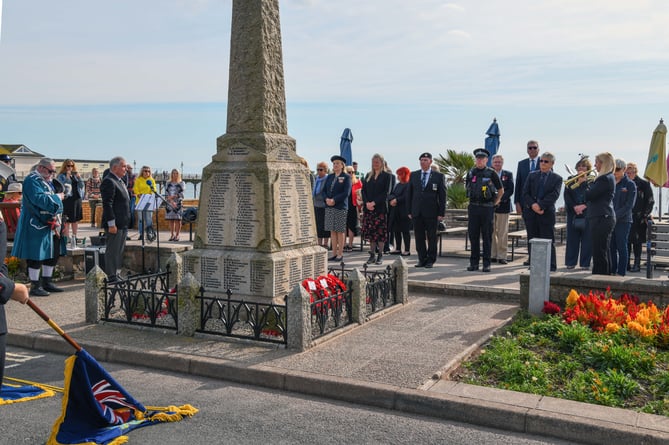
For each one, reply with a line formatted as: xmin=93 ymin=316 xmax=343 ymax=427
xmin=609 ymin=158 xmax=636 ymax=276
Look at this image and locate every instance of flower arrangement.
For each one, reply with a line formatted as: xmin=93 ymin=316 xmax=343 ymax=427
xmin=4 ymin=256 xmax=21 ymax=280
xmin=542 ymin=288 xmax=669 ymax=348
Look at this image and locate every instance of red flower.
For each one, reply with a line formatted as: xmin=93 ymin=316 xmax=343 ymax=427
xmin=542 ymin=301 xmax=561 ymax=315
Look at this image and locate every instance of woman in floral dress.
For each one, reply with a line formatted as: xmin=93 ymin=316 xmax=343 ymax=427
xmin=164 ymin=169 xmax=186 ymax=241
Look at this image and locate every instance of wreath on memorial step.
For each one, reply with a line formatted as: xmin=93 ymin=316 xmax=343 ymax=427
xmin=301 ymin=274 xmax=348 ymax=314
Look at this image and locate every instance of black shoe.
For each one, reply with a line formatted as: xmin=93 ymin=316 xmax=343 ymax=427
xmin=482 ymin=265 xmax=491 ymax=272
xmin=415 ymin=261 xmax=426 ymax=268
xmin=366 ymin=252 xmax=376 ymax=264
xmin=328 ymin=255 xmax=338 ymax=261
xmin=550 ymin=266 xmax=557 ymax=272
xmin=424 ymin=262 xmax=434 ymax=268
xmin=390 ymin=251 xmax=401 ymax=255
xmin=42 ymin=278 xmax=64 ymax=293
xmin=498 ymin=259 xmax=508 ymax=265
xmin=375 ymin=254 xmax=383 ymax=265
xmin=630 ymin=265 xmax=641 ymax=272
xmin=466 ymin=265 xmax=479 ymax=271
xmin=30 ymin=281 xmax=50 ymax=297
xmin=523 ymin=260 xmax=530 ymax=266
xmin=490 ymin=258 xmax=497 ymax=263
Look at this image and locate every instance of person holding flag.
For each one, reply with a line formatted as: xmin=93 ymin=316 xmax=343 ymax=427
xmin=1 ymin=220 xmax=30 ymax=388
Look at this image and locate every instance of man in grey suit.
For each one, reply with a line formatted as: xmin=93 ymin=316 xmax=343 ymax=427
xmin=101 ymin=157 xmax=131 ymax=282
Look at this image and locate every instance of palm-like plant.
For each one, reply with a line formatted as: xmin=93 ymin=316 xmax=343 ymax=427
xmin=435 ymin=149 xmax=475 ymax=209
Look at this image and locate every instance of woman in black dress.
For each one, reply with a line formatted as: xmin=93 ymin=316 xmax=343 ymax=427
xmin=388 ymin=166 xmax=412 ymax=256
xmin=361 ymin=153 xmax=393 ymax=265
xmin=56 ymin=159 xmax=85 ymax=246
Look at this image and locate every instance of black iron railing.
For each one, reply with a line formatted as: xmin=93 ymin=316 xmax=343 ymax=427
xmin=102 ymin=268 xmax=177 ymax=330
xmin=197 ymin=289 xmax=287 ymax=345
xmin=310 ymin=286 xmax=353 ymax=340
xmin=328 ymin=263 xmax=397 ymax=314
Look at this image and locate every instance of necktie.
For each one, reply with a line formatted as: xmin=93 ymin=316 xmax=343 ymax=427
xmin=538 ymin=173 xmax=547 ymax=199
xmin=422 ymin=171 xmax=428 ymax=189
xmin=530 ymin=159 xmax=536 ymax=171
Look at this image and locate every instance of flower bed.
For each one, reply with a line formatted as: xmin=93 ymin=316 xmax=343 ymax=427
xmin=452 ymin=288 xmax=669 ymax=416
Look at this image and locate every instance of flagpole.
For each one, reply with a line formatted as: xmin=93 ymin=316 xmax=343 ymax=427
xmin=27 ymin=299 xmax=82 ymax=351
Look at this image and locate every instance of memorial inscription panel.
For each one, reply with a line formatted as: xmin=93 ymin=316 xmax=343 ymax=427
xmin=205 ymin=171 xmax=264 ymax=248
xmin=274 ymin=170 xmax=315 ymax=247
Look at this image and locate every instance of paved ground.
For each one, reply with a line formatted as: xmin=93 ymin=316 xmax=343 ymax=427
xmin=4 ymin=228 xmax=669 ymax=444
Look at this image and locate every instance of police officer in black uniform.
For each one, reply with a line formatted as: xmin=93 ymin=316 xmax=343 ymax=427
xmin=466 ymin=148 xmax=503 ymax=272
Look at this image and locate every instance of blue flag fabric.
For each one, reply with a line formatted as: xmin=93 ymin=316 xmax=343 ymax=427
xmin=48 ymin=349 xmax=197 ymax=445
xmin=340 ymin=128 xmax=353 ymax=166
xmin=1 ymin=382 xmax=55 ymax=404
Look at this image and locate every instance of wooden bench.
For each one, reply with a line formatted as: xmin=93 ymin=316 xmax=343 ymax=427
xmin=437 ymin=226 xmax=468 ymax=257
xmin=508 ymin=230 xmax=528 ymax=261
xmin=650 ymin=222 xmax=669 ymax=267
xmin=507 ymin=223 xmax=568 ymax=262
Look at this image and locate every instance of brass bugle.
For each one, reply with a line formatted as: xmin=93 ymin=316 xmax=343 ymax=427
xmin=564 ymin=169 xmax=596 ymax=189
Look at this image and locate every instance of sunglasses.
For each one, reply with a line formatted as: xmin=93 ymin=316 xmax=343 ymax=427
xmin=142 ymin=169 xmax=151 ymax=172
xmin=539 ymin=159 xmax=551 ymax=164
xmin=44 ymin=167 xmax=56 ymax=174
xmin=528 ymin=146 xmax=539 ymax=150
xmin=66 ymin=164 xmax=74 ymax=167
xmin=317 ymin=168 xmax=325 ymax=171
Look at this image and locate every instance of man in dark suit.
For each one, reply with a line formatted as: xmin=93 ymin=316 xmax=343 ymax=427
xmin=625 ymin=162 xmax=654 ymax=272
xmin=101 ymin=156 xmax=131 ymax=282
xmin=515 ymin=140 xmax=540 ymax=265
xmin=408 ymin=152 xmax=446 ymax=268
xmin=522 ymin=152 xmax=563 ymax=271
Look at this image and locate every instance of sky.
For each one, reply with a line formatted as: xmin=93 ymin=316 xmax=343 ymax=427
xmin=0 ymin=0 xmax=668 ymax=196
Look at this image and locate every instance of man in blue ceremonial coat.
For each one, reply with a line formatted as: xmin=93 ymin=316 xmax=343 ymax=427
xmin=11 ymin=158 xmax=65 ymax=296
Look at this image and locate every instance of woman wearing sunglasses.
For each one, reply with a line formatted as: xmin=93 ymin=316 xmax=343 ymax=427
xmin=57 ymin=159 xmax=85 ymax=247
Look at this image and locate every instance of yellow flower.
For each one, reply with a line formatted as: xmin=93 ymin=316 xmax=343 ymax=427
xmin=566 ymin=289 xmax=580 ymax=308
xmin=627 ymin=321 xmax=655 ymax=338
xmin=605 ymin=323 xmax=620 ymax=333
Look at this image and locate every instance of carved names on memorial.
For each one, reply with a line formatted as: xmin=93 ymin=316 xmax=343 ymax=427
xmin=205 ymin=172 xmax=263 ymax=248
xmin=275 ymin=170 xmax=315 ymax=247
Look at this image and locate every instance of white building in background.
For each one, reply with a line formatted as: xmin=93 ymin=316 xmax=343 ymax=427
xmin=0 ymin=144 xmax=107 ymax=179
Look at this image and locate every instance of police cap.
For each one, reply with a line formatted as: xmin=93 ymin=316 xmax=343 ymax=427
xmin=473 ymin=148 xmax=490 ymax=158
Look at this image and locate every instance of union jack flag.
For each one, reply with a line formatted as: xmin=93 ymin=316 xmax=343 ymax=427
xmin=47 ymin=349 xmax=197 ymax=445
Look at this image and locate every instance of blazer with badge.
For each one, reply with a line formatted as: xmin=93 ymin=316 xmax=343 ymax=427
xmin=408 ymin=170 xmax=446 ymax=219
xmin=494 ymin=169 xmax=514 ymax=214
xmin=522 ymin=170 xmax=563 ymax=214
xmin=101 ymin=173 xmax=131 ymax=230
xmin=321 ymin=173 xmax=351 ymax=211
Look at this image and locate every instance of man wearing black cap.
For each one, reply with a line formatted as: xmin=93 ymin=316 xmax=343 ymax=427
xmin=0 ymin=154 xmax=17 ymax=202
xmin=466 ymin=148 xmax=503 ymax=272
xmin=408 ymin=152 xmax=446 ymax=268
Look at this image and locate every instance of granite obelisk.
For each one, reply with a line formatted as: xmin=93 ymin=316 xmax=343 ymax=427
xmin=183 ymin=0 xmax=326 ymax=301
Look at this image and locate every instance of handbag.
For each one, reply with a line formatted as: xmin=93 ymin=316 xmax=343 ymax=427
xmin=573 ymin=217 xmax=586 ymax=232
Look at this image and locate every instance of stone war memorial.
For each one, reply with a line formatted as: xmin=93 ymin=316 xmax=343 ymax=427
xmin=183 ymin=0 xmax=327 ymax=302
